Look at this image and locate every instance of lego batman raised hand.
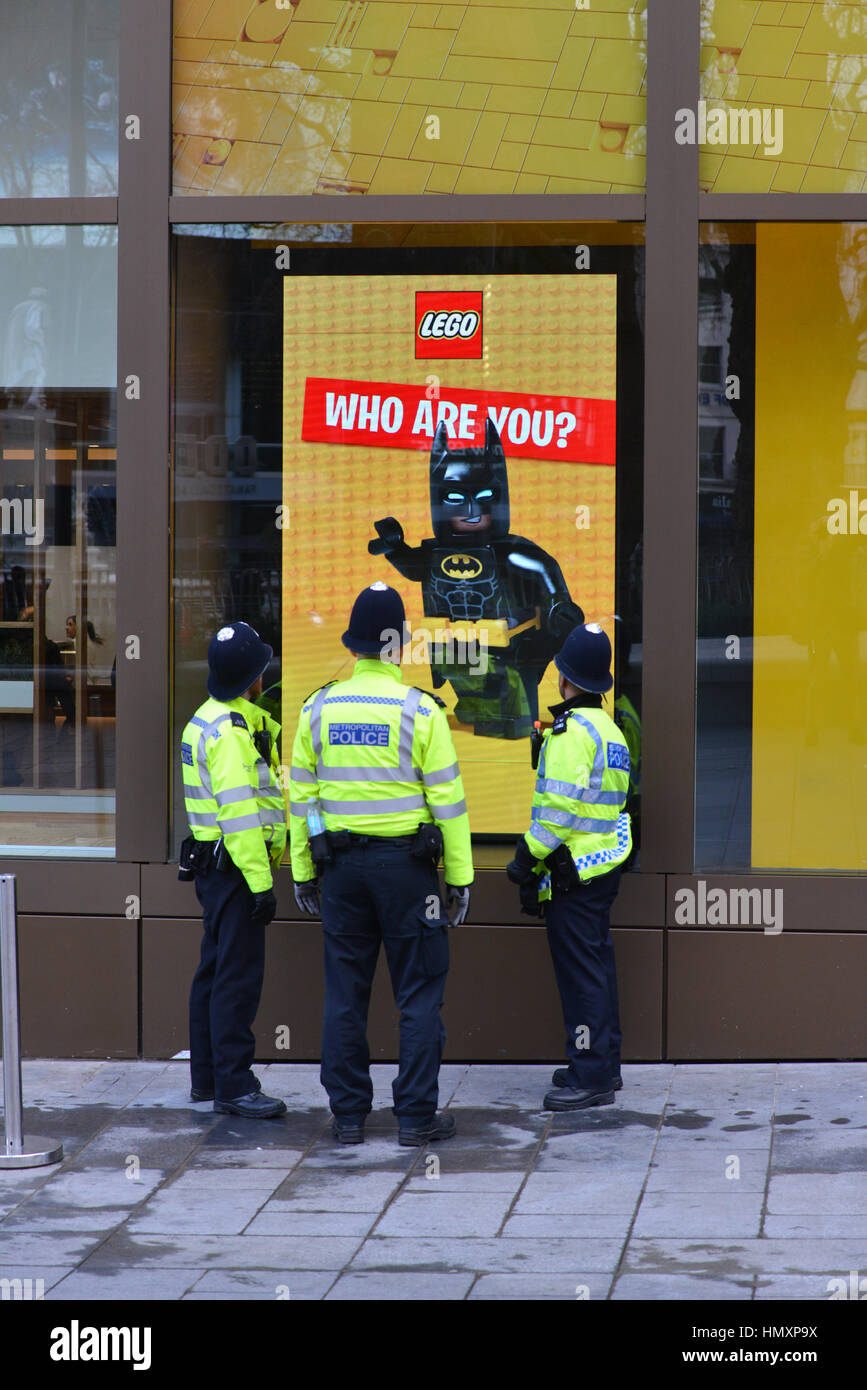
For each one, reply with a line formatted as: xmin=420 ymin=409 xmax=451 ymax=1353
xmin=368 ymin=517 xmax=405 ymax=554
xmin=368 ymin=516 xmax=427 ymax=582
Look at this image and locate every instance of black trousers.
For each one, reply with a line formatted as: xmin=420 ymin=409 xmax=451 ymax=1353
xmin=545 ymin=866 xmax=623 ymax=1092
xmin=189 ymin=860 xmax=266 ymax=1102
xmin=319 ymin=837 xmax=450 ymax=1122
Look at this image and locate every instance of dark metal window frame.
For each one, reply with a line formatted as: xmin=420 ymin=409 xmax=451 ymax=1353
xmin=0 ymin=0 xmax=862 ymax=928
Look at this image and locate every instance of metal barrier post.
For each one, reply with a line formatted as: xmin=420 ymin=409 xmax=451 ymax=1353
xmin=0 ymin=875 xmax=63 ymax=1168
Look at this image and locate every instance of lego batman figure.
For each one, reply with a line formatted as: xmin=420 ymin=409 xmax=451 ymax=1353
xmin=368 ymin=418 xmax=584 ymax=738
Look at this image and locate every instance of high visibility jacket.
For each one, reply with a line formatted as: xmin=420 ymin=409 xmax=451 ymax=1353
xmin=614 ymin=693 xmax=642 ymax=799
xmin=289 ymin=657 xmax=473 ymax=887
xmin=523 ymin=703 xmax=632 ymax=882
xmin=180 ymin=695 xmax=287 ymax=894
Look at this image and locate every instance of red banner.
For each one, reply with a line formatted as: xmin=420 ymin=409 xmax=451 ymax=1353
xmin=301 ymin=377 xmax=616 ymax=466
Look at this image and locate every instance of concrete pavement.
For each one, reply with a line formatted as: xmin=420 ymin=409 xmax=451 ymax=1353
xmin=1 ymin=1061 xmax=865 ymax=1301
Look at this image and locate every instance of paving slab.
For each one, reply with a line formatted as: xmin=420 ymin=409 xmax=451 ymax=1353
xmin=270 ymin=1171 xmax=404 ymax=1209
xmin=46 ymin=1268 xmax=203 ymax=1300
xmin=0 ymin=1266 xmax=76 ymax=1294
xmin=374 ymin=1192 xmax=515 ymax=1237
xmin=623 ymin=1238 xmax=867 ymax=1276
xmin=469 ymin=1272 xmax=614 ymax=1299
xmin=611 ymin=1274 xmax=754 ymax=1300
xmin=351 ymin=1235 xmax=624 ymax=1273
xmin=81 ymin=1231 xmax=363 ymax=1270
xmin=631 ymin=1192 xmax=765 ymax=1239
xmin=245 ymin=1211 xmax=378 ymax=1237
xmin=325 ymin=1271 xmax=475 ymax=1300
xmin=185 ymin=1269 xmax=334 ymax=1299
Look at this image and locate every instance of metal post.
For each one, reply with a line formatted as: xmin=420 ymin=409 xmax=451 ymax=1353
xmin=0 ymin=876 xmax=63 ymax=1168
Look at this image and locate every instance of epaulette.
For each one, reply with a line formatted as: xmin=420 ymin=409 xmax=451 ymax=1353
xmin=551 ymin=710 xmax=570 ymax=734
xmin=230 ymin=711 xmax=248 ymax=729
xmin=413 ymin=687 xmax=447 ymax=709
xmin=302 ymin=679 xmax=337 ymax=703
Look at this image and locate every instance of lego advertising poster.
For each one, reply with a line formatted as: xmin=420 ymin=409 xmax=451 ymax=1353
xmin=282 ymin=270 xmax=617 ymax=833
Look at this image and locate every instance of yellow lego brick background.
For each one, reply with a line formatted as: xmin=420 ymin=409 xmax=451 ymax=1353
xmin=701 ymin=0 xmax=867 ymax=192
xmin=173 ymin=0 xmax=646 ymax=196
xmin=281 ymin=273 xmax=618 ymax=834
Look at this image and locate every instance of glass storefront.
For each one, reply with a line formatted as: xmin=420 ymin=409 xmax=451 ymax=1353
xmin=172 ymin=1 xmax=647 ymax=196
xmin=0 ymin=0 xmax=119 ymax=198
xmin=0 ymin=225 xmax=117 ymax=855
xmin=696 ymin=221 xmax=867 ymax=873
xmin=171 ymin=221 xmax=645 ymax=856
xmin=699 ymin=0 xmax=867 ymax=194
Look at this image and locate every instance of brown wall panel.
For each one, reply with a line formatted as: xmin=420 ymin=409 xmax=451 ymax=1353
xmin=143 ymin=862 xmax=665 ymax=930
xmin=668 ymin=931 xmax=867 ymax=1059
xmin=3 ymin=862 xmax=140 ymax=917
xmin=142 ymin=921 xmax=662 ymax=1063
xmin=17 ymin=917 xmax=138 ymax=1058
xmin=667 ymin=876 xmax=867 ymax=932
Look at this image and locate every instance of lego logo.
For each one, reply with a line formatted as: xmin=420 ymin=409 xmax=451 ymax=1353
xmin=418 ymin=310 xmax=480 ymax=341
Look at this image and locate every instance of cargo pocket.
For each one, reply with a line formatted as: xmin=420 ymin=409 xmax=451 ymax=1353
xmin=420 ymin=921 xmax=449 ymax=978
xmin=418 ymin=908 xmax=450 ymax=979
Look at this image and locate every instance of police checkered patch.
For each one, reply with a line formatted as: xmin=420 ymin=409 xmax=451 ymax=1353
xmin=607 ymin=742 xmax=630 ymax=772
xmin=329 ymin=722 xmax=390 ymax=747
xmin=181 ymin=742 xmax=193 ymax=766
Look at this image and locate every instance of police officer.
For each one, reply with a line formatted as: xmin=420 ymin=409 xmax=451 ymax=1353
xmin=289 ymin=582 xmax=473 ymax=1146
xmin=179 ymin=622 xmax=287 ymax=1118
xmin=506 ymin=623 xmax=631 ymax=1111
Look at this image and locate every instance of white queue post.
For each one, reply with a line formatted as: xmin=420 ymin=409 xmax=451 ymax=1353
xmin=0 ymin=875 xmax=63 ymax=1168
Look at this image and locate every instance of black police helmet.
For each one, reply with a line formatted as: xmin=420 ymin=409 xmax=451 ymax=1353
xmin=207 ymin=622 xmax=273 ymax=701
xmin=342 ymin=582 xmax=410 ymax=656
xmin=555 ymin=622 xmax=613 ymax=693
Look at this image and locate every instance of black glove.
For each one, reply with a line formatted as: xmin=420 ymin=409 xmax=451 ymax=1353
xmin=294 ymin=880 xmax=320 ymax=916
xmin=519 ymin=879 xmax=545 ymax=918
xmin=506 ymin=838 xmax=545 ymax=917
xmin=250 ymin=889 xmax=277 ymax=927
xmin=446 ymin=884 xmax=470 ymax=927
xmin=368 ymin=516 xmax=404 ymax=554
xmin=506 ymin=836 xmax=537 ymax=885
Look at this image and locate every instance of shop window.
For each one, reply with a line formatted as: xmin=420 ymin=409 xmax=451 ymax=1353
xmin=0 ymin=225 xmax=117 ymax=856
xmin=172 ymin=2 xmax=647 ymax=197
xmin=696 ymin=221 xmax=867 ymax=873
xmin=700 ymin=0 xmax=867 ymax=194
xmin=0 ymin=0 xmax=119 ymax=198
xmin=171 ymin=221 xmax=645 ymax=856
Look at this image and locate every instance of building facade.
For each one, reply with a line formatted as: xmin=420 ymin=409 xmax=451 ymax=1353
xmin=1 ymin=0 xmax=865 ymax=1063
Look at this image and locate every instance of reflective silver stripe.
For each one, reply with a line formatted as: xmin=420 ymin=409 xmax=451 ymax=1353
xmin=429 ymin=799 xmax=467 ymax=821
xmin=569 ymin=711 xmax=605 ymax=790
xmin=188 ymin=810 xmax=218 ymax=827
xmin=324 ymin=765 xmax=421 ymax=783
xmin=219 ymin=811 xmax=263 ymax=833
xmin=290 ymin=765 xmax=317 ymax=783
xmin=256 ymin=760 xmax=271 ymax=791
xmin=399 ymin=687 xmax=423 ymax=774
xmin=534 ymin=808 xmax=619 ymax=834
xmin=536 ymin=776 xmax=623 ymax=805
xmin=289 ymin=800 xmax=311 ymax=817
xmin=310 ymin=687 xmax=328 ymax=758
xmin=319 ymin=795 xmax=426 ymax=815
xmin=184 ymin=785 xmax=214 ymax=801
xmin=193 ymin=712 xmax=234 ymax=741
xmin=214 ymin=785 xmax=256 ymax=807
xmin=529 ymin=822 xmax=562 ymax=850
xmin=423 ymin=762 xmax=459 ymax=788
xmin=220 ymin=807 xmax=285 ymax=833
